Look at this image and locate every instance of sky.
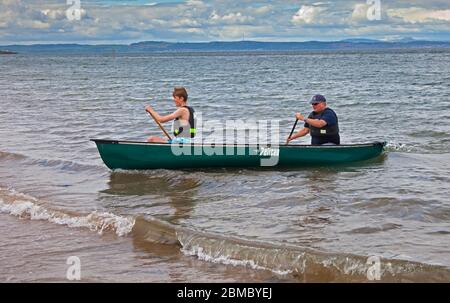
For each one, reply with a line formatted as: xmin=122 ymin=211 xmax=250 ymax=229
xmin=0 ymin=0 xmax=449 ymax=44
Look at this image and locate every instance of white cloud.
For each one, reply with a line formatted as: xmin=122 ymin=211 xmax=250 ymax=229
xmin=343 ymin=24 xmax=420 ymax=36
xmin=209 ymin=10 xmax=254 ymax=24
xmin=172 ymin=18 xmax=201 ymax=28
xmin=186 ymin=0 xmax=205 ymax=7
xmin=209 ymin=24 xmax=273 ymax=40
xmin=41 ymin=9 xmax=67 ymax=21
xmin=209 ymin=10 xmax=220 ymax=21
xmin=1 ymin=0 xmax=450 ymax=44
xmin=28 ymin=20 xmax=50 ymax=30
xmin=173 ymin=27 xmax=204 ymax=34
xmin=351 ymin=3 xmax=370 ymax=22
xmin=222 ymin=12 xmax=253 ymax=23
xmin=388 ymin=8 xmax=450 ymax=23
xmin=291 ymin=5 xmax=325 ymax=25
xmin=254 ymin=5 xmax=273 ymax=15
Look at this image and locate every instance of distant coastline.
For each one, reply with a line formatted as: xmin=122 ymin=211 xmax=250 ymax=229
xmin=0 ymin=50 xmax=17 ymax=55
xmin=1 ymin=39 xmax=450 ymax=54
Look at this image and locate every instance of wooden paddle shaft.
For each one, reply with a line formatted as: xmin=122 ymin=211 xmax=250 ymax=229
xmin=147 ymin=111 xmax=172 ymax=141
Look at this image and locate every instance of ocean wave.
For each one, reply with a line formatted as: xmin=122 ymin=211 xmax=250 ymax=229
xmin=126 ymin=97 xmax=152 ymax=102
xmin=407 ymin=130 xmax=450 ymax=139
xmin=131 ymin=216 xmax=450 ymax=282
xmin=27 ymin=158 xmax=103 ymax=173
xmin=2 ymin=187 xmax=449 ymax=282
xmin=339 ymin=101 xmax=394 ymax=108
xmin=176 ymin=229 xmax=450 ymax=282
xmin=0 ymin=187 xmax=134 ymax=237
xmin=0 ymin=149 xmax=103 ymax=173
xmin=0 ymin=150 xmax=27 ymax=161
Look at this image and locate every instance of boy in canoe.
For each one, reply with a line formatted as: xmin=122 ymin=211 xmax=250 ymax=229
xmin=145 ymin=87 xmax=196 ymax=143
xmin=286 ymin=94 xmax=340 ymax=145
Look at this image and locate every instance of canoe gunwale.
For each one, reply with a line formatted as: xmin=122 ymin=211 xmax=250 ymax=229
xmin=90 ymin=139 xmax=386 ymax=149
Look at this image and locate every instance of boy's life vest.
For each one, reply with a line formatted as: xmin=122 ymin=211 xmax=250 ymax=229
xmin=172 ymin=106 xmax=196 ymax=138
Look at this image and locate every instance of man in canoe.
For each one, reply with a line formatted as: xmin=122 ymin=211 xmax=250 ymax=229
xmin=286 ymin=94 xmax=340 ymax=145
xmin=145 ymin=87 xmax=196 ymax=143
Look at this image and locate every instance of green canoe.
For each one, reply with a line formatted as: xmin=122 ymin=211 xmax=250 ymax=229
xmin=92 ymin=139 xmax=386 ymax=170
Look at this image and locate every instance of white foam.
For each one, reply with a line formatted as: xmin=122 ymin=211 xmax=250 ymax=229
xmin=385 ymin=141 xmax=414 ymax=152
xmin=179 ymin=239 xmax=292 ymax=276
xmin=0 ymin=188 xmax=135 ymax=237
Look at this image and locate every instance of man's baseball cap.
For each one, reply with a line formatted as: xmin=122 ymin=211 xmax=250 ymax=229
xmin=310 ymin=94 xmax=326 ymax=104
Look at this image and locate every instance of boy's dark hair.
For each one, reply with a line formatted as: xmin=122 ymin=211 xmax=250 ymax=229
xmin=173 ymin=87 xmax=188 ymax=102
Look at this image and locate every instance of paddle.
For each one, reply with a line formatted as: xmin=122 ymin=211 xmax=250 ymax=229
xmin=147 ymin=110 xmax=172 ymax=141
xmin=286 ymin=119 xmax=298 ymax=145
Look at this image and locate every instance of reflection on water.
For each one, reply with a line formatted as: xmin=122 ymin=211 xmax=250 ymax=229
xmin=102 ymin=171 xmax=200 ymax=224
xmin=304 ymin=169 xmax=339 ymax=194
xmin=299 ymin=153 xmax=387 ymax=195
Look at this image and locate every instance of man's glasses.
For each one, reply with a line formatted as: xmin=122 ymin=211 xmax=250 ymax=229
xmin=311 ymin=103 xmax=320 ymax=106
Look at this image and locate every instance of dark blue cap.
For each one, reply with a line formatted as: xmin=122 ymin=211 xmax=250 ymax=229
xmin=310 ymin=94 xmax=326 ymax=104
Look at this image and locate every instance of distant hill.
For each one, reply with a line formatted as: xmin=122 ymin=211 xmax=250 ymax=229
xmin=2 ymin=39 xmax=450 ymax=54
xmin=339 ymin=38 xmax=380 ymax=43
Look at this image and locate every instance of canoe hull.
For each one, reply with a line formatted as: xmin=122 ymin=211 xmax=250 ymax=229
xmin=92 ymin=139 xmax=386 ymax=170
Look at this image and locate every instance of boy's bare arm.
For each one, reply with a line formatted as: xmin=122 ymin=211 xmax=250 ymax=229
xmin=145 ymin=106 xmax=185 ymax=123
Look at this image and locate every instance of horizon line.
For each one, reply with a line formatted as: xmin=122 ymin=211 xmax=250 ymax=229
xmin=2 ymin=38 xmax=450 ymax=47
